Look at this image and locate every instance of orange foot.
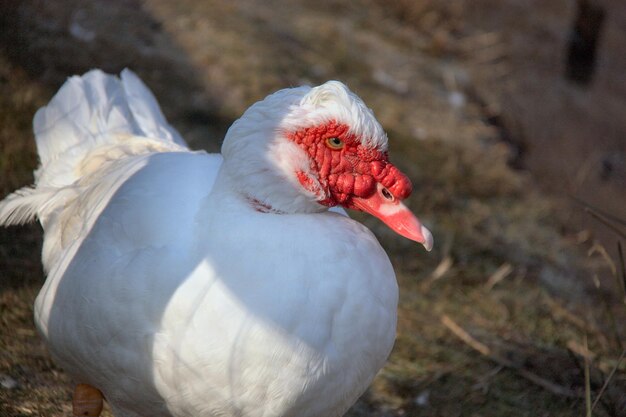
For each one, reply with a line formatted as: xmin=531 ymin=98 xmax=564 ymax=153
xmin=73 ymin=383 xmax=104 ymax=417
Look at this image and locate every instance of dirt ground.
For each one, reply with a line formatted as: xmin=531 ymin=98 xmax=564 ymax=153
xmin=0 ymin=0 xmax=624 ymax=416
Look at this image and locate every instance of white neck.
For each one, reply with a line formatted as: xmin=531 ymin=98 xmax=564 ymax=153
xmin=219 ymin=86 xmax=329 ymax=214
xmin=219 ymin=146 xmax=327 ymax=214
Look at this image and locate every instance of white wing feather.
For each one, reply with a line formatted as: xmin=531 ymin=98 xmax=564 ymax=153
xmin=120 ymin=69 xmax=186 ymax=146
xmin=0 ymin=69 xmax=187 ymax=227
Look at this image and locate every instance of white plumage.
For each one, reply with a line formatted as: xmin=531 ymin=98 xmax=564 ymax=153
xmin=0 ymin=70 xmax=431 ymax=417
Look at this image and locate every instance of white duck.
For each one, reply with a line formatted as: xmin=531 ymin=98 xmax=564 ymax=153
xmin=0 ymin=70 xmax=432 ymax=417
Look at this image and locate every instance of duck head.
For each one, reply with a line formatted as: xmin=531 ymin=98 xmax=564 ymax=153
xmin=221 ymin=81 xmax=433 ymax=251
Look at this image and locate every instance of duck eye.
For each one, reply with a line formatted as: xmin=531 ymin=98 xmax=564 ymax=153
xmin=325 ymin=137 xmax=344 ymax=150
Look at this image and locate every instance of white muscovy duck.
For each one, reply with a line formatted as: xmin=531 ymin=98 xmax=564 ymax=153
xmin=0 ymin=69 xmax=433 ymax=417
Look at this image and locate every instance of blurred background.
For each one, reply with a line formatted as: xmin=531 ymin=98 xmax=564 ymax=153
xmin=0 ymin=0 xmax=624 ymax=415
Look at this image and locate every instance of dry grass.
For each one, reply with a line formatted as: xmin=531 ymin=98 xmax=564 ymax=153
xmin=0 ymin=1 xmax=625 ymax=416
xmin=0 ymin=57 xmax=72 ymax=417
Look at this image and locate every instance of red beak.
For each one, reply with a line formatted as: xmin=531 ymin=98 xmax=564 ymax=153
xmin=350 ymin=183 xmax=433 ymax=251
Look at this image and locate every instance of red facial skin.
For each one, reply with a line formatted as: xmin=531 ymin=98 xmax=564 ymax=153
xmin=286 ymin=120 xmax=412 ymax=206
xmin=286 ymin=120 xmax=433 ymax=249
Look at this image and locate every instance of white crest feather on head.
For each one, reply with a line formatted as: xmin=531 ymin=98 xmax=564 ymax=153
xmin=282 ymin=81 xmax=388 ymax=151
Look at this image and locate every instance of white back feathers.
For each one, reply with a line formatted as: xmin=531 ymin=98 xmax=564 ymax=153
xmin=0 ymin=69 xmax=186 ymax=227
xmin=34 ymin=69 xmax=185 ymax=176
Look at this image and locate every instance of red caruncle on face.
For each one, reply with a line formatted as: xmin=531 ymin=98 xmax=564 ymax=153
xmin=286 ymin=120 xmax=413 ymax=208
